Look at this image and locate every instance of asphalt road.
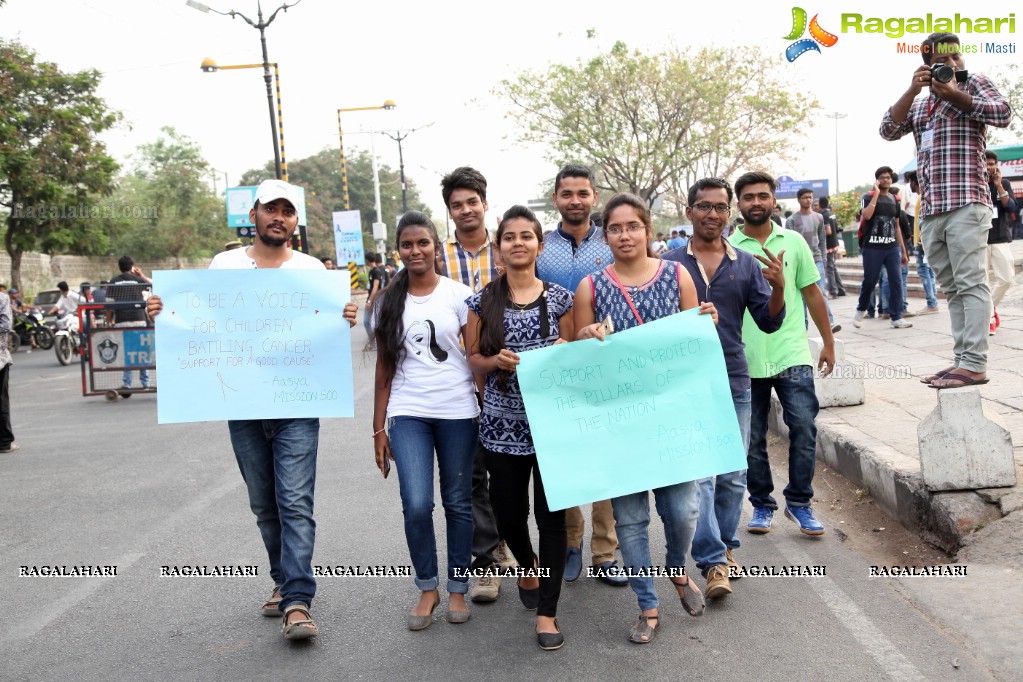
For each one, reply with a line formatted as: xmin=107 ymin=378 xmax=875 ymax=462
xmin=0 ymin=331 xmax=997 ymax=681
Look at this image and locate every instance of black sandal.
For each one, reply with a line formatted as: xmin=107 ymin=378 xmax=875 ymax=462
xmin=629 ymin=614 xmax=658 ymax=644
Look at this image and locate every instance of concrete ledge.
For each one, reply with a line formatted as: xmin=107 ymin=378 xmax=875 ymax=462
xmin=768 ymin=395 xmax=1004 ymax=552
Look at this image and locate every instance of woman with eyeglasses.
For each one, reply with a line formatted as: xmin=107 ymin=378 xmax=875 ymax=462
xmin=574 ymin=192 xmax=718 ymax=644
xmin=465 ymin=205 xmax=574 ymax=651
xmin=373 ymin=211 xmax=479 ymax=630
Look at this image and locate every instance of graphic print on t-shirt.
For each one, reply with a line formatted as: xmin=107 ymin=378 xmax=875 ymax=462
xmin=405 ymin=319 xmax=449 ymax=363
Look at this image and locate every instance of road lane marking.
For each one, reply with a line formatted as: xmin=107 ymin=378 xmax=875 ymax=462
xmin=772 ymin=534 xmax=925 ymax=681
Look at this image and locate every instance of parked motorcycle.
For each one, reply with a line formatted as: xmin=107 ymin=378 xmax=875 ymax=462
xmin=53 ymin=313 xmax=81 ymax=365
xmin=13 ymin=310 xmax=55 ymax=351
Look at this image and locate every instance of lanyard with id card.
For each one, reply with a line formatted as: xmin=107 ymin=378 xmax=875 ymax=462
xmin=919 ymin=128 xmax=934 ymax=154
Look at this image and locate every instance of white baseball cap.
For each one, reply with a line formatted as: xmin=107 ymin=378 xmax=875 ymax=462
xmin=253 ymin=179 xmax=301 ymax=209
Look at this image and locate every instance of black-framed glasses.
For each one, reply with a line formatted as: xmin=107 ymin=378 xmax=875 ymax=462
xmin=692 ymin=202 xmax=731 ymax=215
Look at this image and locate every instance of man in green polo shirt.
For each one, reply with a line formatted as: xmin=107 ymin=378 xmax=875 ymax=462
xmin=730 ymin=172 xmax=835 ymax=536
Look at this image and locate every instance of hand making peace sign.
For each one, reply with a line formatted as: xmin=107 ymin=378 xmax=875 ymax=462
xmin=754 ymin=247 xmax=786 ymax=290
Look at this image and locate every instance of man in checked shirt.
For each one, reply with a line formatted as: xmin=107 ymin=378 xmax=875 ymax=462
xmin=880 ymin=31 xmax=1010 ymax=389
xmin=437 ymin=166 xmax=515 ymax=603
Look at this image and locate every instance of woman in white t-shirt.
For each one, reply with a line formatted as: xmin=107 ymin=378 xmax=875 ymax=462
xmin=373 ymin=211 xmax=480 ymax=631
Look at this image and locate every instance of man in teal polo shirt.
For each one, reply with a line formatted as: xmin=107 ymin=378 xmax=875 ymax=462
xmin=730 ymin=172 xmax=835 ymax=536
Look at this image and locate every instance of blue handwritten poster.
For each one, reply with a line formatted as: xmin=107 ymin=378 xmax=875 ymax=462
xmin=517 ymin=310 xmax=746 ymax=511
xmin=152 ymin=269 xmax=354 ymax=424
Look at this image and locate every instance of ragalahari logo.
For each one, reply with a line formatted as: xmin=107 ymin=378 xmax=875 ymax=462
xmin=784 ymin=7 xmax=839 ymax=62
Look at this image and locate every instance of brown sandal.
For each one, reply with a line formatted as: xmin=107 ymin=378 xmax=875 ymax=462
xmin=260 ymin=586 xmax=282 ymax=617
xmin=920 ymin=367 xmax=955 ymax=384
xmin=282 ymin=604 xmax=318 ymax=640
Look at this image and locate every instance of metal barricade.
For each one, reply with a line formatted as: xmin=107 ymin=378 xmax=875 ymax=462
xmin=79 ymin=282 xmax=157 ymax=400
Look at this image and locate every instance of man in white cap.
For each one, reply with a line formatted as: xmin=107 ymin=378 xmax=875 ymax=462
xmin=148 ymin=179 xmax=358 ymax=641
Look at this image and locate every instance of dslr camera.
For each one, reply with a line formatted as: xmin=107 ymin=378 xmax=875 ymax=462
xmin=931 ymin=63 xmax=968 ymax=84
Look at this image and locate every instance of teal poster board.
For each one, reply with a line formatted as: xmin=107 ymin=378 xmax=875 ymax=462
xmin=517 ymin=309 xmax=746 ymax=511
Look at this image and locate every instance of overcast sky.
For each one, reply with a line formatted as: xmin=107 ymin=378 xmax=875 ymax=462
xmin=2 ymin=0 xmax=1019 ymax=227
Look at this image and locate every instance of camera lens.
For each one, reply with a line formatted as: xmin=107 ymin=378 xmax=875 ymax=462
xmin=931 ymin=64 xmax=954 ymax=84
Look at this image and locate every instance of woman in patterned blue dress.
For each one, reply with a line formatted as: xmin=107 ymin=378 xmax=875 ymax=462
xmin=574 ymin=193 xmax=718 ymax=645
xmin=466 ymin=205 xmax=574 ymax=651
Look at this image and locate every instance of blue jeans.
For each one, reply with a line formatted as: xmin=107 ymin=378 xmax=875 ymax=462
xmin=748 ymin=366 xmax=819 ymax=509
xmin=881 ymin=263 xmax=909 ymax=315
xmin=388 ymin=416 xmax=476 ymax=594
xmin=363 ymin=306 xmax=374 ymax=344
xmin=867 ymin=268 xmax=885 ymax=316
xmin=804 ymin=260 xmax=834 ymax=327
xmin=611 ymin=480 xmax=699 ymax=611
xmin=857 ymin=246 xmax=904 ymax=321
xmin=692 ymin=389 xmax=751 ymax=574
xmin=228 ymin=418 xmax=319 ymax=611
xmin=122 ymin=369 xmax=150 ymax=388
xmin=916 ymin=245 xmax=938 ymax=309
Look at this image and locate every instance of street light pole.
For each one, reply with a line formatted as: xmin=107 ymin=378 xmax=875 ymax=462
xmin=210 ymin=167 xmax=229 ymax=195
xmin=382 ymin=123 xmax=432 ymax=213
xmin=336 ymin=101 xmax=396 ymax=209
xmin=186 ymin=0 xmax=301 ymax=180
xmin=825 ymin=112 xmax=848 ymax=194
xmin=200 ymin=60 xmax=288 ymax=181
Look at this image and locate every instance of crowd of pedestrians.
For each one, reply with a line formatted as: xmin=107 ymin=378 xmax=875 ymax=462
xmin=124 ymin=29 xmax=1015 ymax=652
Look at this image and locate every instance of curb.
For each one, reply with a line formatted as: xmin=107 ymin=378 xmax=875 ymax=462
xmin=768 ymin=395 xmax=1004 ymax=553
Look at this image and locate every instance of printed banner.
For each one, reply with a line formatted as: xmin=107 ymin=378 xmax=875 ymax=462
xmin=332 ymin=210 xmax=365 ymax=266
xmin=517 ymin=309 xmax=746 ymax=511
xmin=152 ymin=269 xmax=353 ymax=424
xmin=89 ymin=329 xmax=155 ymax=370
xmin=226 ymin=185 xmax=308 ymax=228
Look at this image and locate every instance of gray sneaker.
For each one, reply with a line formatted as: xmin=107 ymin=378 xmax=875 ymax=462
xmin=891 ymin=318 xmax=913 ymax=329
xmin=469 ymin=573 xmax=500 ymax=603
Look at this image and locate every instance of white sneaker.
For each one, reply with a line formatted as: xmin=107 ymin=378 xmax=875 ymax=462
xmin=493 ymin=540 xmax=518 ymax=569
xmin=852 ymin=310 xmax=865 ymax=328
xmin=891 ymin=318 xmax=913 ymax=329
xmin=469 ymin=573 xmax=500 ymax=603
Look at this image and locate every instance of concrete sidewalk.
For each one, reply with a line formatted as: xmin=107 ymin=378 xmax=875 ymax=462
xmin=773 ymin=242 xmax=1023 ymax=559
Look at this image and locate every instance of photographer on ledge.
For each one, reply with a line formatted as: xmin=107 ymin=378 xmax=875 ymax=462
xmin=880 ymin=31 xmax=1010 ymax=389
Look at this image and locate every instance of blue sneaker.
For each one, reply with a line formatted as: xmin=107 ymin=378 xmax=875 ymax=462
xmin=747 ymin=507 xmax=773 ymax=534
xmin=785 ymin=506 xmax=825 ymax=535
xmin=564 ymin=546 xmax=582 ymax=582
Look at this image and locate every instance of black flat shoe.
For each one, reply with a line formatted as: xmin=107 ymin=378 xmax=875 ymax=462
xmin=517 ymin=578 xmax=540 ymax=610
xmin=536 ymin=619 xmax=564 ymax=651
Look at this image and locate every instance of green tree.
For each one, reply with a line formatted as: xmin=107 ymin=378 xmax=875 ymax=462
xmin=105 ymin=127 xmax=225 ymax=262
xmin=989 ymin=63 xmax=1023 ymax=141
xmin=239 ymin=148 xmax=429 ymax=259
xmin=829 ymin=189 xmax=862 ymax=229
xmin=0 ymin=39 xmax=120 ymax=289
xmin=499 ymin=42 xmax=818 ymax=216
